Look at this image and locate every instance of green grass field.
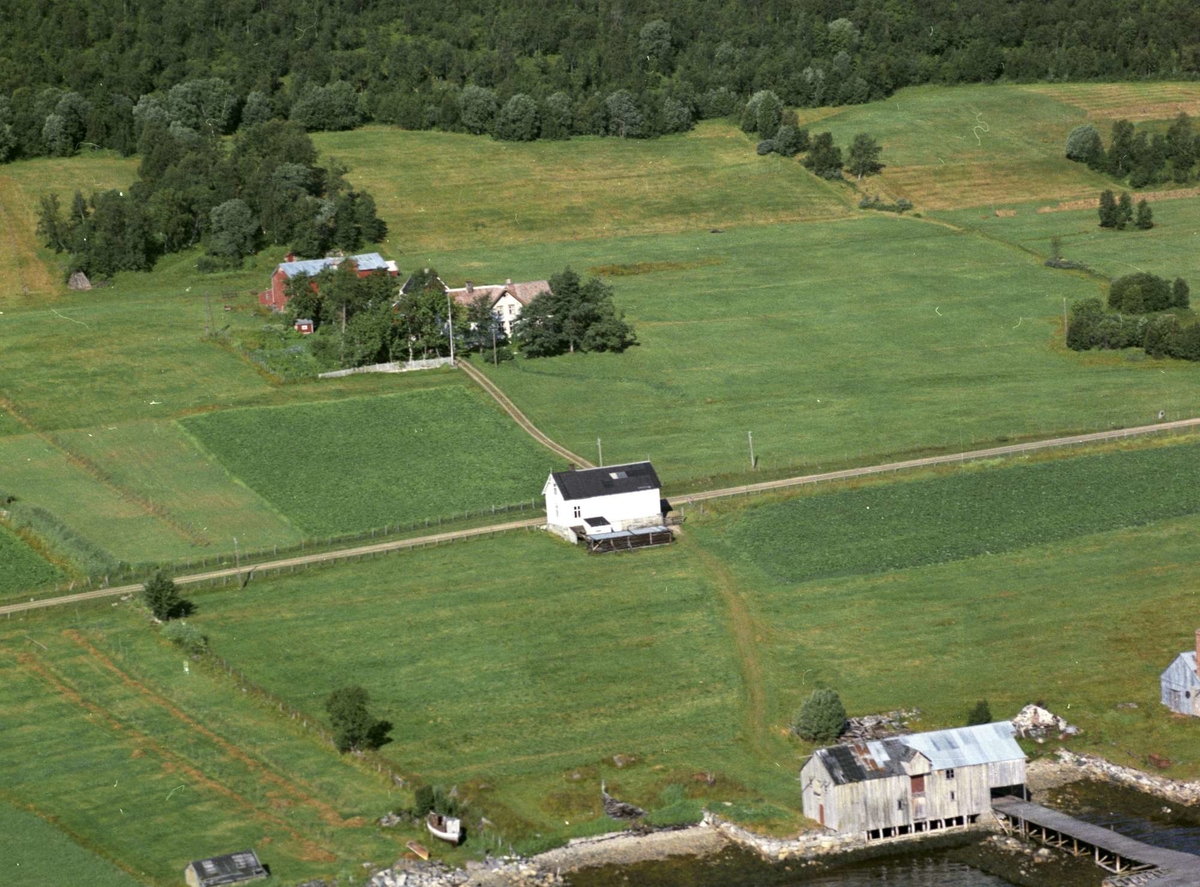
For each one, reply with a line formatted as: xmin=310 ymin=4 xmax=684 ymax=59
xmin=4 ymin=441 xmax=1200 ymax=877
xmin=718 ymin=441 xmax=1200 ymax=584
xmin=0 ymin=802 xmax=146 ymax=887
xmin=182 ymin=385 xmax=561 ymax=535
xmin=0 ymin=150 xmax=138 ymax=303
xmin=936 ymin=195 xmax=1200 ymax=285
xmin=0 ymin=607 xmax=414 ymax=885
xmin=314 ymin=122 xmax=851 ymax=255
xmin=794 ymin=82 xmax=1200 ymax=211
xmin=441 ymin=217 xmax=1200 ymax=488
xmin=0 ymin=522 xmax=61 ymax=592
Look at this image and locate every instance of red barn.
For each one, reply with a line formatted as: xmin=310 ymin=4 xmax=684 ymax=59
xmin=259 ymin=252 xmax=399 ymax=312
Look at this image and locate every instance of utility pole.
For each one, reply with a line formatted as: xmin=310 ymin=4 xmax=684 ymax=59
xmin=748 ymin=431 xmax=756 ymax=469
xmin=597 ymin=438 xmax=603 ymax=467
xmin=446 ymin=292 xmax=456 ymax=366
xmin=233 ymin=537 xmax=240 ymax=585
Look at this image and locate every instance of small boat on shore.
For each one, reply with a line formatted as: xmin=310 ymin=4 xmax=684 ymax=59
xmin=426 ymin=811 xmax=463 ymax=845
xmin=405 ymin=840 xmax=429 ymax=860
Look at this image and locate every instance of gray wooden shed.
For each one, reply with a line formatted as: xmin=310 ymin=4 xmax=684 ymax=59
xmin=1160 ymin=630 xmax=1200 ymax=717
xmin=800 ymin=721 xmax=1026 ymax=841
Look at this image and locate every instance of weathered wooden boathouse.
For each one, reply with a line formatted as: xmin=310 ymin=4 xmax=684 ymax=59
xmin=800 ymin=721 xmax=1027 ymax=840
xmin=1160 ymin=629 xmax=1200 ymax=717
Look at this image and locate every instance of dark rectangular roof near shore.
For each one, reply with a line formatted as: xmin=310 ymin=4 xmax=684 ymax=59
xmin=550 ymin=462 xmax=661 ymax=501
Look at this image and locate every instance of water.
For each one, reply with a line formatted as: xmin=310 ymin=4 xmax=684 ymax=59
xmin=568 ymin=781 xmax=1200 ymax=886
xmin=1048 ymin=779 xmax=1200 ymax=857
xmin=567 ymin=844 xmax=1033 ymax=887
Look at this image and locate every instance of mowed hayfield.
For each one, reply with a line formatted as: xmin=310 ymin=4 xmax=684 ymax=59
xmin=0 ymin=606 xmax=415 ymax=886
xmin=936 ymin=195 xmax=1200 ymax=284
xmin=432 ymin=218 xmax=1200 ymax=487
xmin=794 ymin=82 xmax=1200 ymax=211
xmin=0 ymin=151 xmax=138 ymax=303
xmin=181 ymin=385 xmax=562 ymax=535
xmin=314 ymin=122 xmax=852 ymax=255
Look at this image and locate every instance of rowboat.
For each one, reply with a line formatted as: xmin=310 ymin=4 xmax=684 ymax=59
xmin=426 ymin=812 xmax=463 ymax=845
xmin=405 ymin=840 xmax=429 ymax=860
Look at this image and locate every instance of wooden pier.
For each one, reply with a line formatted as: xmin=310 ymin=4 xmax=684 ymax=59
xmin=992 ymin=798 xmax=1200 ymax=885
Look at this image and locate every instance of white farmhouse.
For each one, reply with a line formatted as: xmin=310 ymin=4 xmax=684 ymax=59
xmin=449 ymin=278 xmax=550 ymax=337
xmin=1161 ymin=629 xmax=1200 ymax=717
xmin=543 ymin=462 xmax=668 ymax=549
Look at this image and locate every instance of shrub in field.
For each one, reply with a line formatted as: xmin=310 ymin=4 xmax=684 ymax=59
xmin=162 ymin=620 xmax=207 ymax=654
xmin=1109 ymin=272 xmax=1173 ymax=313
xmin=966 ymin=699 xmax=992 ymax=726
xmin=142 ymin=571 xmax=190 ymax=621
xmin=325 ymin=685 xmax=391 ymax=752
xmin=791 ymin=688 xmax=846 ymax=743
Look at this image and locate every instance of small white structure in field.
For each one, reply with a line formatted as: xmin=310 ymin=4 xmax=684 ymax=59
xmin=543 ymin=462 xmax=667 ymax=549
xmin=1161 ymin=629 xmax=1200 ymax=717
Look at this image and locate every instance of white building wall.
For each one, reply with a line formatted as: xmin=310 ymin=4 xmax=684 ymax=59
xmin=543 ymin=480 xmax=661 ymax=532
xmin=493 ymin=294 xmax=524 ymax=337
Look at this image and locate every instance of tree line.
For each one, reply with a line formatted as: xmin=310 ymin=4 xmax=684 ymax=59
xmin=35 ymin=120 xmax=385 ymax=278
xmin=3 ymin=0 xmax=1200 ymax=160
xmin=1068 ymin=272 xmax=1199 ymax=360
xmin=1067 ymin=113 xmax=1200 ymax=188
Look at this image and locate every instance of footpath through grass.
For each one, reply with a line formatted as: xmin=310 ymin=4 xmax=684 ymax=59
xmin=182 ymin=385 xmax=562 ymax=536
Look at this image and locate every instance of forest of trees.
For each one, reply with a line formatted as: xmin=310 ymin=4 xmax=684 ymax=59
xmin=3 ymin=0 xmax=1200 ymax=160
xmin=35 ymin=120 xmax=385 ymax=277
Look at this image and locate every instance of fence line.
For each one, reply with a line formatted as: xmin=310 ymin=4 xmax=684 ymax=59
xmin=318 ymin=357 xmax=453 ymax=378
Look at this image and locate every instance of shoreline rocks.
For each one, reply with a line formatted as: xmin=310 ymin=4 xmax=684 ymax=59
xmin=1047 ymin=750 xmax=1200 ymax=806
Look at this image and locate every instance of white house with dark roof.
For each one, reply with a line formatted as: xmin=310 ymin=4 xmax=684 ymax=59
xmin=184 ymin=849 xmax=268 ymax=887
xmin=1161 ymin=630 xmax=1200 ymax=717
xmin=800 ymin=722 xmax=1027 ymax=840
xmin=543 ymin=462 xmax=664 ymax=540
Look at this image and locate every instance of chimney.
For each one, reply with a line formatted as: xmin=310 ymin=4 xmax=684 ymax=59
xmin=465 ymin=281 xmax=474 ymax=294
xmin=506 ymin=278 xmax=513 ymax=285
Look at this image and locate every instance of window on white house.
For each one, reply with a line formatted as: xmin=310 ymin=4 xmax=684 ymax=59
xmin=950 ymin=791 xmax=956 ymax=801
xmin=573 ymin=506 xmax=581 ymax=518
xmin=945 ymin=769 xmax=955 ymax=780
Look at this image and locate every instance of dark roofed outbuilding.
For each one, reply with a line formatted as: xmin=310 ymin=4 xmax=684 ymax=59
xmin=184 ymin=850 xmax=268 ymax=887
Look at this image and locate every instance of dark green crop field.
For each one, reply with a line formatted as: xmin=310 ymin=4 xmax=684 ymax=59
xmin=0 ymin=523 xmax=61 ymax=593
xmin=715 ymin=441 xmax=1200 ymax=584
xmin=182 ymin=385 xmax=561 ymax=535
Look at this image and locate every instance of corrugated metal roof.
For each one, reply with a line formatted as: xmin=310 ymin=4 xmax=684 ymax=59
xmin=1162 ymin=652 xmax=1200 ymax=689
xmin=815 ymin=722 xmax=1024 ymax=786
xmin=904 ymin=721 xmax=1023 ymax=770
xmin=277 ymin=252 xmax=389 ymax=278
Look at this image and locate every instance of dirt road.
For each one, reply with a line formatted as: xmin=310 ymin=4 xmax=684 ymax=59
xmin=6 ymin=417 xmax=1198 ymax=617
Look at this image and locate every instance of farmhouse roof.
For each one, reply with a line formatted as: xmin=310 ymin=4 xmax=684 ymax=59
xmin=1162 ymin=652 xmax=1200 ymax=688
xmin=276 ymin=252 xmax=393 ymax=279
xmin=549 ymin=462 xmax=661 ymax=501
xmin=815 ymin=722 xmax=1023 ymax=786
xmin=447 ymin=279 xmax=551 ymax=308
xmin=185 ymin=849 xmax=267 ymax=886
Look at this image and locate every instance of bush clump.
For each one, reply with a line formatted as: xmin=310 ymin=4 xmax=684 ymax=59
xmin=791 ymin=688 xmax=847 ymax=743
